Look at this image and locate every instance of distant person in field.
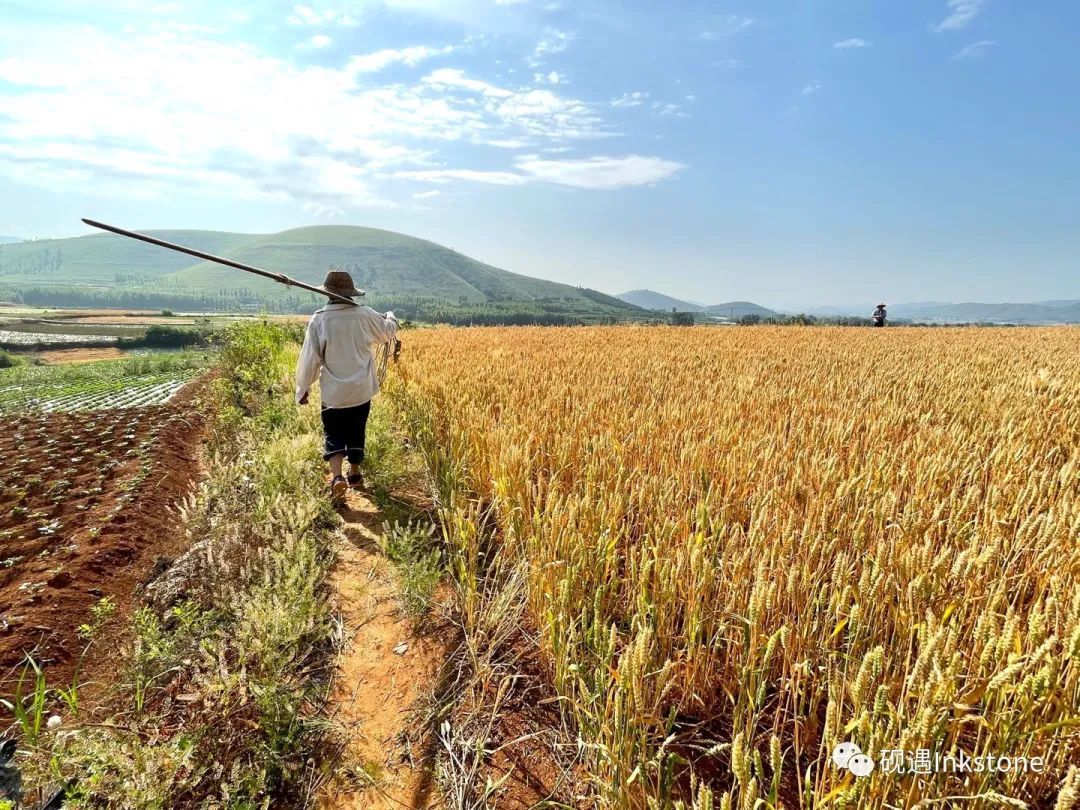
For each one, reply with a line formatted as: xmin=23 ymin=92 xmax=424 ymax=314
xmin=872 ymin=303 xmax=887 ymax=327
xmin=296 ymin=269 xmax=398 ymax=499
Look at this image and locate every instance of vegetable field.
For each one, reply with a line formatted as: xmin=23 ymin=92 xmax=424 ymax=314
xmin=0 ymin=366 xmax=207 ymax=690
xmin=389 ymin=325 xmax=1080 ymax=809
xmin=0 ymin=353 xmax=205 ymax=412
xmin=0 ymin=329 xmax=117 ymax=347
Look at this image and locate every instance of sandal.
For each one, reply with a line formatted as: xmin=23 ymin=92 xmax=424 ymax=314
xmin=347 ymin=469 xmax=364 ymax=489
xmin=330 ymin=475 xmax=348 ymax=500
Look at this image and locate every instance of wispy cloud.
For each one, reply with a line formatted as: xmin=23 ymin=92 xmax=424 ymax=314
xmin=348 ymin=45 xmax=454 ymax=73
xmin=651 ymin=101 xmax=687 ymax=118
xmin=0 ymin=22 xmax=669 ymax=212
xmin=834 ymin=38 xmax=871 ymax=49
xmin=953 ymin=39 xmax=996 ymax=59
xmin=935 ymin=0 xmax=988 ymax=32
xmin=530 ymin=27 xmax=573 ymax=65
xmin=611 ymin=91 xmax=649 ymax=108
xmin=388 ymin=168 xmax=528 ymax=186
xmin=517 ymin=154 xmax=683 ymax=189
xmin=297 ymin=34 xmax=332 ymax=50
xmin=533 ymin=70 xmax=564 ymax=85
xmin=699 ymin=15 xmax=754 ymax=41
xmin=392 ymin=154 xmax=684 ymax=190
xmin=802 ymin=81 xmax=823 ymax=96
xmin=422 ymin=67 xmax=515 ymax=98
xmin=486 ymin=138 xmax=532 ymax=149
xmin=287 ymin=4 xmax=357 ymax=27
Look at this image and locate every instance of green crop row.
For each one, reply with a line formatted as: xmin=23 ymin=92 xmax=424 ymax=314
xmin=0 ymin=351 xmax=211 ymax=412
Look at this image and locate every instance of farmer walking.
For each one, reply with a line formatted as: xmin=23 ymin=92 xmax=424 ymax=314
xmin=872 ymin=303 xmax=887 ymax=327
xmin=296 ymin=269 xmax=398 ymax=499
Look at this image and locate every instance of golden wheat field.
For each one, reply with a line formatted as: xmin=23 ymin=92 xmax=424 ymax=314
xmin=389 ymin=325 xmax=1080 ymax=809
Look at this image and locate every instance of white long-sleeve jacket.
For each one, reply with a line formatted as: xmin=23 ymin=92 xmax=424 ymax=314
xmin=295 ymin=303 xmax=398 ymax=408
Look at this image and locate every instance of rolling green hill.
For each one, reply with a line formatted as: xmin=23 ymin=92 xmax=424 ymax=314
xmin=0 ymin=225 xmax=645 ymax=323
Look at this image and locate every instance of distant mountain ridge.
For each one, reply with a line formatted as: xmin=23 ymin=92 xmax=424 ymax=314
xmin=621 ymin=289 xmax=1080 ymax=324
xmin=810 ymin=300 xmax=1080 ymax=324
xmin=704 ymin=301 xmax=777 ymax=319
xmin=617 ymin=290 xmax=778 ymax=319
xmin=0 ymin=225 xmax=645 ymax=322
xmin=617 ymin=289 xmax=707 ymax=312
xmin=889 ymin=301 xmax=1080 ymax=323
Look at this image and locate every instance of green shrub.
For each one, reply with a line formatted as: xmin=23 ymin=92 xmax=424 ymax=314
xmin=0 ymin=349 xmax=23 ymax=368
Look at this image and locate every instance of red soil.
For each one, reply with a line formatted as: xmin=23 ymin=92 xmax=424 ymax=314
xmin=0 ymin=381 xmax=207 ymax=694
xmin=33 ymin=347 xmax=130 ymax=364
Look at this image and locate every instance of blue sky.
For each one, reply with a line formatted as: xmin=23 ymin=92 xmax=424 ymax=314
xmin=0 ymin=0 xmax=1077 ymax=308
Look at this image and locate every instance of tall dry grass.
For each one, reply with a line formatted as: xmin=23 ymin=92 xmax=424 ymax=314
xmin=388 ymin=325 xmax=1080 ymax=808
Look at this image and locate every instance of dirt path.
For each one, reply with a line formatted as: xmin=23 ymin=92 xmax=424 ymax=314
xmin=319 ymin=488 xmax=449 ymax=809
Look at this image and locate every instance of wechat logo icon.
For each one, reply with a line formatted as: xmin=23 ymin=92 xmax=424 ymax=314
xmin=832 ymin=741 xmax=875 ymax=778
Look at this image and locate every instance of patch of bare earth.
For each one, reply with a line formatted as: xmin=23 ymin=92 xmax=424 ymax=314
xmin=0 ymin=378 xmax=208 ymax=696
xmin=33 ymin=347 xmax=129 ymax=364
xmin=318 ymin=489 xmax=451 ymax=809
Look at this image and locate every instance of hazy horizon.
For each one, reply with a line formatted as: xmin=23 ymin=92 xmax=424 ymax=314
xmin=2 ymin=0 xmax=1078 ymax=309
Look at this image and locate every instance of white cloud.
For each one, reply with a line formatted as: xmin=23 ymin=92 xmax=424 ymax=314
xmin=413 ymin=189 xmax=442 ymax=199
xmin=422 ymin=67 xmax=515 ymax=97
xmin=651 ymin=101 xmax=686 ymax=117
xmin=834 ymin=38 xmax=871 ymax=49
xmin=347 ymin=44 xmax=454 ymax=73
xmin=533 ymin=70 xmax=564 ymax=85
xmin=390 ymin=168 xmax=529 ymax=186
xmin=611 ymin=91 xmax=648 ymax=108
xmin=952 ymin=39 xmax=996 ymax=59
xmin=516 ymin=154 xmax=683 ymax=189
xmin=530 ymin=27 xmax=572 ymax=65
xmin=486 ymin=138 xmax=532 ymax=149
xmin=391 ymin=154 xmax=683 ymax=190
xmin=935 ymin=0 xmax=988 ymax=32
xmin=699 ymin=15 xmax=754 ymax=41
xmin=0 ymin=22 xmax=681 ymax=210
xmin=287 ymin=4 xmax=358 ymax=26
xmin=802 ymin=81 xmax=823 ymax=96
xmin=302 ymin=200 xmax=346 ymax=219
xmin=299 ymin=34 xmax=333 ymax=50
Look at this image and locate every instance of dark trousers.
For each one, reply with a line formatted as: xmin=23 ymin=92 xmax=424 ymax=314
xmin=320 ymin=401 xmax=371 ymax=464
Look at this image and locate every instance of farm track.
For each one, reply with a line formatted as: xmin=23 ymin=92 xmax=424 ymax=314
xmin=318 ymin=489 xmax=451 ymax=809
xmin=0 ymin=377 xmax=208 ymax=694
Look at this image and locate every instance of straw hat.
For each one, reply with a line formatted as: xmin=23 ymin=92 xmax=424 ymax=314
xmin=319 ymin=269 xmax=365 ymax=298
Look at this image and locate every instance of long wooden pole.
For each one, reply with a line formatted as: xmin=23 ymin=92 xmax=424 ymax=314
xmin=80 ymin=218 xmax=357 ymax=306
